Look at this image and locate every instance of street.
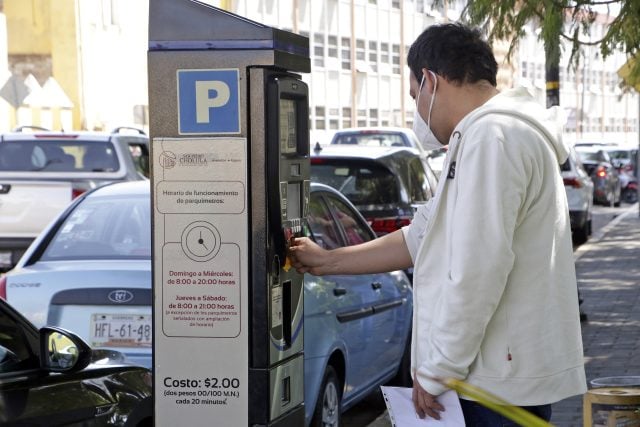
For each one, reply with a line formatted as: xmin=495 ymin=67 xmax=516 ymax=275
xmin=343 ymin=202 xmax=638 ymax=427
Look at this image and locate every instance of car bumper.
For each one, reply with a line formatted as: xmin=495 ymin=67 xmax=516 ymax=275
xmin=0 ymin=237 xmax=34 ymax=270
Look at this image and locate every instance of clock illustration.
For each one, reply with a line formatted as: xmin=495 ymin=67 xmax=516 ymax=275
xmin=180 ymin=221 xmax=221 ymax=262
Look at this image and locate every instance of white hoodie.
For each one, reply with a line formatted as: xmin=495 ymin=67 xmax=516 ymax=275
xmin=402 ymin=87 xmax=587 ymax=405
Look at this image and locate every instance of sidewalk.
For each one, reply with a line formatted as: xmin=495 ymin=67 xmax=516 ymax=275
xmin=367 ymin=204 xmax=640 ymax=427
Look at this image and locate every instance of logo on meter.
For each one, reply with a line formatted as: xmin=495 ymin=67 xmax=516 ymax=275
xmin=177 ymin=68 xmax=240 ymax=135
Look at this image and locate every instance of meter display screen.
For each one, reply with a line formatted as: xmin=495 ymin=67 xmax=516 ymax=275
xmin=286 ymin=182 xmax=301 ymax=220
xmin=280 ymin=99 xmax=297 ymax=154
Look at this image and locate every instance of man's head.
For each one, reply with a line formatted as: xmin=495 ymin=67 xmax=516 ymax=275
xmin=407 ymin=23 xmax=497 ymax=87
xmin=408 ymin=23 xmax=499 ymax=146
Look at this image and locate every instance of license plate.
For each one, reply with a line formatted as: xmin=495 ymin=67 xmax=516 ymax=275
xmin=90 ymin=313 xmax=152 ymax=348
xmin=0 ymin=251 xmax=12 ymax=268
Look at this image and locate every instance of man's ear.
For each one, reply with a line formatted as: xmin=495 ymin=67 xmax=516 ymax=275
xmin=424 ymin=69 xmax=437 ymax=94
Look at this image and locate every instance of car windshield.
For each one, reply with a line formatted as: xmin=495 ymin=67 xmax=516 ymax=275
xmin=332 ymin=132 xmax=408 ymax=147
xmin=0 ymin=140 xmax=119 ymax=172
xmin=41 ymin=194 xmax=150 ymax=260
xmin=311 ymin=161 xmax=400 ymax=205
xmin=576 ymin=151 xmax=600 ymax=163
xmin=607 ymin=150 xmax=631 ymax=161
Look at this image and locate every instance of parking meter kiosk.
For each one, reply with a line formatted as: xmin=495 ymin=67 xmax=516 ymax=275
xmin=148 ymin=2 xmax=309 ymax=426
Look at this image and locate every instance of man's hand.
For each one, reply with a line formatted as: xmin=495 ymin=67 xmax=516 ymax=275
xmin=412 ymin=374 xmax=445 ymax=420
xmin=288 ymin=237 xmax=330 ymax=275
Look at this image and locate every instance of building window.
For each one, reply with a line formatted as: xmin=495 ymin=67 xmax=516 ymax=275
xmin=369 ymin=108 xmax=379 ymax=126
xmin=314 ymin=33 xmax=325 ymax=67
xmin=356 ymin=39 xmax=366 ymax=61
xmin=329 ymin=108 xmax=340 ymax=130
xmin=392 ymin=0 xmax=401 ymax=9
xmin=315 ymin=106 xmax=326 ymax=130
xmin=328 ymin=35 xmax=338 ymax=58
xmin=380 ymin=42 xmax=390 ymax=64
xmin=369 ymin=41 xmax=378 ymax=73
xmin=415 ymin=0 xmax=424 ymax=12
xmin=392 ymin=44 xmax=400 ymax=74
xmin=343 ymin=107 xmax=352 ymax=128
xmin=341 ymin=37 xmax=351 ymax=70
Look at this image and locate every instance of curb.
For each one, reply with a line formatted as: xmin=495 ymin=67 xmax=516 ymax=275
xmin=573 ymin=203 xmax=638 ymax=262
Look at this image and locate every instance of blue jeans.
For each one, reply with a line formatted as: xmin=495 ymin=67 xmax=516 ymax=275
xmin=460 ymin=399 xmax=552 ymax=426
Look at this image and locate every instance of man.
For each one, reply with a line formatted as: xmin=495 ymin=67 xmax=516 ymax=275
xmin=289 ymin=23 xmax=586 ymax=425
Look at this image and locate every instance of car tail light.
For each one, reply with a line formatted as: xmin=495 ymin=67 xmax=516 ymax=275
xmin=310 ymin=158 xmax=324 ymax=165
xmin=563 ymin=177 xmax=582 ymax=188
xmin=368 ymin=216 xmax=412 ymax=235
xmin=596 ymin=166 xmax=607 ymax=178
xmin=0 ymin=275 xmax=6 ymax=300
xmin=72 ymin=187 xmax=87 ymax=199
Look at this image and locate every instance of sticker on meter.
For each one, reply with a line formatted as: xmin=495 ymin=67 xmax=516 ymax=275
xmin=271 ymin=286 xmax=283 ymax=327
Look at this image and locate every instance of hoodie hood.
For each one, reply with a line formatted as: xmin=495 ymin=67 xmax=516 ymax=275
xmin=454 ymin=87 xmax=569 ymax=163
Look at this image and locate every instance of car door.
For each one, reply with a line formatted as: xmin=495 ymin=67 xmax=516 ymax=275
xmin=305 ymin=190 xmax=384 ymax=396
xmin=323 ymin=192 xmax=411 ymax=379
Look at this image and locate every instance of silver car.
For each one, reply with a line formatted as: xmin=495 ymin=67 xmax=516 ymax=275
xmin=1 ymin=180 xmax=151 ymax=368
xmin=562 ymin=147 xmax=594 ymax=245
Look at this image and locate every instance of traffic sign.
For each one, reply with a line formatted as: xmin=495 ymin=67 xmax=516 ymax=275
xmin=177 ymin=69 xmax=240 ymax=134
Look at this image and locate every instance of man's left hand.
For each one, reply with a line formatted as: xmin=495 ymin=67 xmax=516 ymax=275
xmin=412 ymin=374 xmax=445 ymax=420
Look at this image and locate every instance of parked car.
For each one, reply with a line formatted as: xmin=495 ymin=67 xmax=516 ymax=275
xmin=0 ymin=126 xmax=150 ymax=271
xmin=1 ymin=180 xmax=152 ymax=368
xmin=561 ymin=147 xmax=594 ymax=244
xmin=304 ymin=183 xmax=412 ymax=427
xmin=329 ymin=126 xmax=448 ymax=176
xmin=3 ymin=180 xmax=413 ymax=427
xmin=0 ymin=294 xmax=152 ymax=425
xmin=330 ymin=127 xmax=424 ymax=151
xmin=310 ymin=145 xmax=438 ymax=237
xmin=574 ymin=145 xmax=622 ymax=206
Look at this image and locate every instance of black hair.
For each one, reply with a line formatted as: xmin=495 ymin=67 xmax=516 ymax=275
xmin=407 ymin=23 xmax=498 ymax=87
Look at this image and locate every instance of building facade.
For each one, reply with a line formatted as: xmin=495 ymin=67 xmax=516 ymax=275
xmin=0 ymin=0 xmax=636 ymax=147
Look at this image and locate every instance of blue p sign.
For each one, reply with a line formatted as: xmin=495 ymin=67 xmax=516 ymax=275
xmin=177 ymin=69 xmax=240 ymax=134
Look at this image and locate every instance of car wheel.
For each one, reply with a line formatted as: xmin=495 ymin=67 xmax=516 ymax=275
xmin=388 ymin=332 xmax=413 ymax=387
xmin=614 ymin=185 xmax=622 ymax=207
xmin=572 ymin=223 xmax=589 ymax=245
xmin=311 ymin=366 xmax=342 ymax=427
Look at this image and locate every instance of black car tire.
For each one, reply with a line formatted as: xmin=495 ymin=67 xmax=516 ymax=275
xmin=573 ymin=223 xmax=589 ymax=245
xmin=388 ymin=331 xmax=413 ymax=387
xmin=311 ymin=365 xmax=342 ymax=427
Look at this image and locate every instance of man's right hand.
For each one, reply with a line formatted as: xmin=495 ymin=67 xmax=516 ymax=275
xmin=288 ymin=237 xmax=330 ymax=275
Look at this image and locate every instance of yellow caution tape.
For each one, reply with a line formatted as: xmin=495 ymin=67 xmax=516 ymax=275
xmin=441 ymin=378 xmax=555 ymax=427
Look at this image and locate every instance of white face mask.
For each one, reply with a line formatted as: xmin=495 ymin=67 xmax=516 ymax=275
xmin=413 ymin=71 xmax=444 ymax=151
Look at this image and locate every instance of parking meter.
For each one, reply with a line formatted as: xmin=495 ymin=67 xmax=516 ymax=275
xmin=148 ymin=2 xmax=310 ymax=426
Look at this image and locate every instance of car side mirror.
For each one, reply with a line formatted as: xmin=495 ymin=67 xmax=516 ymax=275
xmin=39 ymin=326 xmax=92 ymax=373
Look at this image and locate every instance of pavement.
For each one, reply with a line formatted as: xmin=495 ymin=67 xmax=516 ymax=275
xmin=365 ymin=204 xmax=640 ymax=427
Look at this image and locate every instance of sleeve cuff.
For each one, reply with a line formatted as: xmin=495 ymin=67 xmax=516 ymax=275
xmin=416 ymin=366 xmax=449 ymax=396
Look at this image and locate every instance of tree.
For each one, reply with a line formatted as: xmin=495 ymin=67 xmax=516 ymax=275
xmin=459 ymin=0 xmax=640 ymax=99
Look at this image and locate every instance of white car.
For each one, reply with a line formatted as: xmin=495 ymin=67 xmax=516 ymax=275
xmin=1 ymin=180 xmax=152 ymax=368
xmin=562 ymin=147 xmax=594 ymax=244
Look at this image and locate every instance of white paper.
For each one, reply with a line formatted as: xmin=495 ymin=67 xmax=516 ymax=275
xmin=380 ymin=386 xmax=465 ymax=426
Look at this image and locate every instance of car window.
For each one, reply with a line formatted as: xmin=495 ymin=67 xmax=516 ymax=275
xmin=129 ymin=143 xmax=150 ymax=178
xmin=324 ymin=194 xmax=373 ymax=246
xmin=332 ymin=132 xmax=407 ymax=147
xmin=576 ymin=150 xmax=600 ymax=163
xmin=308 ymin=194 xmax=343 ymax=250
xmin=311 ymin=161 xmax=400 ymax=205
xmin=0 ymin=305 xmax=38 ymax=373
xmin=41 ymin=194 xmax=151 ymax=260
xmin=407 ymin=158 xmax=431 ymax=202
xmin=0 ymin=140 xmax=119 ymax=172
